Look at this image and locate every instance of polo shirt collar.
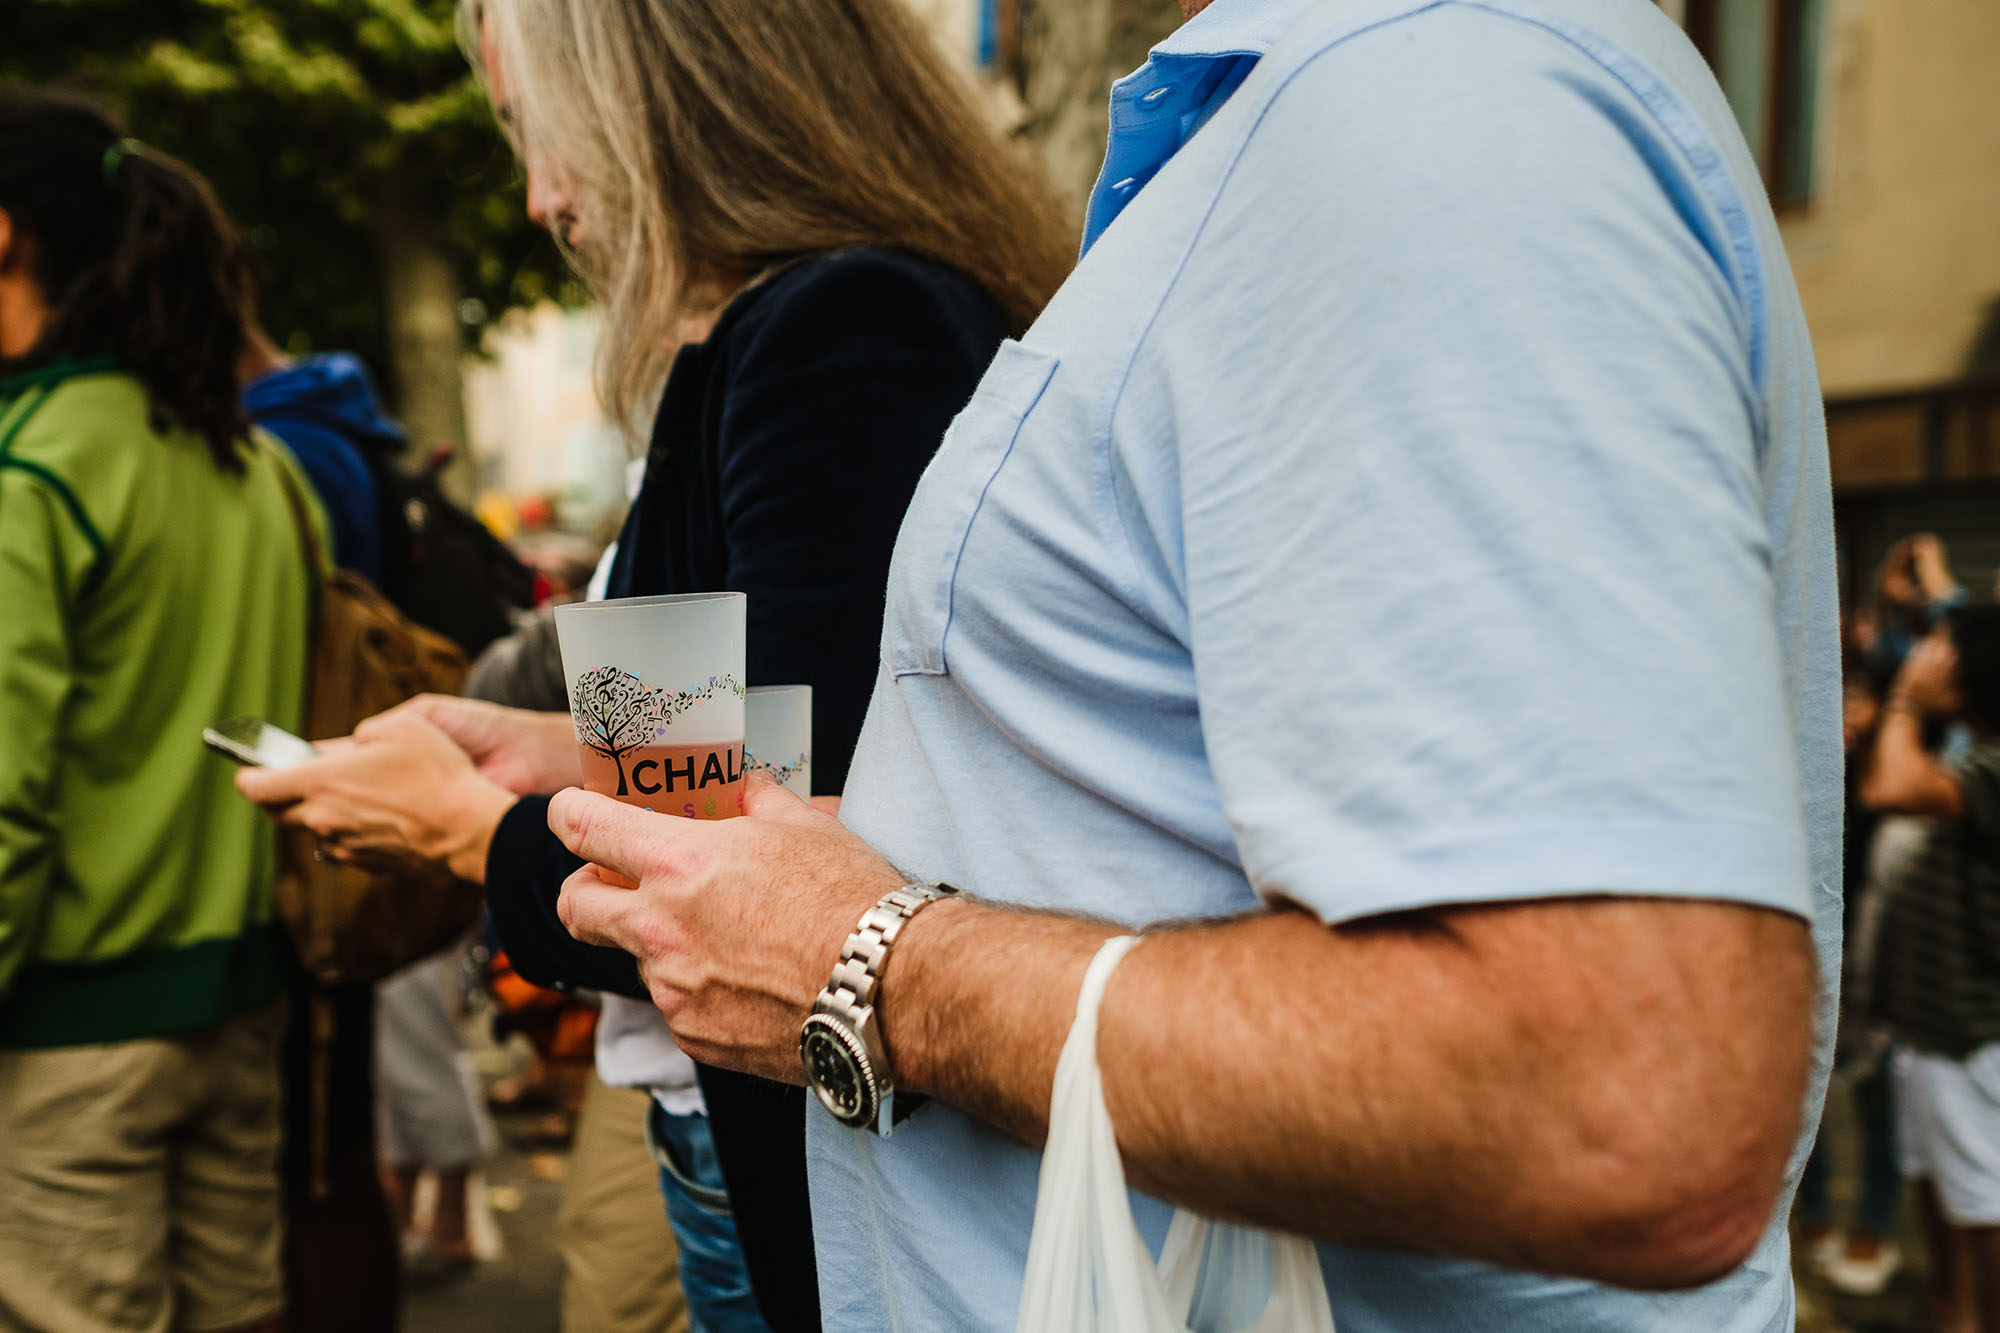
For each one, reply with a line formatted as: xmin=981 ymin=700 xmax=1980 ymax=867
xmin=1081 ymin=0 xmax=1326 ymax=253
xmin=1149 ymin=0 xmax=1325 ymax=62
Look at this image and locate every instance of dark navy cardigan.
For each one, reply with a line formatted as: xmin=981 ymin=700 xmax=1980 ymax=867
xmin=484 ymin=249 xmax=1010 ymax=1332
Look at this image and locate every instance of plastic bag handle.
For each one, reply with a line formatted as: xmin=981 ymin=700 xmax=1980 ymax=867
xmin=1018 ymin=935 xmax=1188 ymax=1332
xmin=1016 ymin=934 xmax=1340 ymax=1333
xmin=1071 ymin=934 xmax=1141 ymax=1054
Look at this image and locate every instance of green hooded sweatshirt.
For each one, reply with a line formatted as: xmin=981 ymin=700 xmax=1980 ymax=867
xmin=0 ymin=360 xmax=319 ymax=1048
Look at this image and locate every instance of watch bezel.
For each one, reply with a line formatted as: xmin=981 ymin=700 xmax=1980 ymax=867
xmin=800 ymin=1010 xmax=880 ymax=1129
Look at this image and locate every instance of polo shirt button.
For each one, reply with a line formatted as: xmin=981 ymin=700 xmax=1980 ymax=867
xmin=1143 ymin=85 xmax=1174 ymax=104
xmin=1112 ymin=177 xmax=1138 ymax=194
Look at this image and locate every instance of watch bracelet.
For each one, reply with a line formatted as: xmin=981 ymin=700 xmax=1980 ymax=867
xmin=804 ymin=880 xmax=960 ymax=1131
xmin=829 ymin=882 xmax=956 ymax=1006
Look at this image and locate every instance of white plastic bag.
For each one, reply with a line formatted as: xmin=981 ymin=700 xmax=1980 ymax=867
xmin=1016 ymin=935 xmax=1337 ymax=1333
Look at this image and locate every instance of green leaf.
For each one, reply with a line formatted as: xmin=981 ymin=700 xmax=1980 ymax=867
xmin=0 ymin=0 xmax=573 ymax=414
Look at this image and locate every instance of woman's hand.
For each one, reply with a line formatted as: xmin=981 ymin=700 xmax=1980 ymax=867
xmin=235 ymin=712 xmax=519 ymax=882
xmin=1877 ymin=537 xmax=1920 ymax=607
xmin=1911 ymin=533 xmax=1961 ymax=604
xmin=377 ymin=694 xmax=582 ymax=796
xmin=550 ymin=774 xmax=904 ymax=1082
xmin=1891 ymin=629 xmax=1961 ymax=718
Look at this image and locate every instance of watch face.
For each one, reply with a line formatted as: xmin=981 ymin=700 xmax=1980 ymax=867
xmin=801 ymin=1015 xmax=877 ymax=1128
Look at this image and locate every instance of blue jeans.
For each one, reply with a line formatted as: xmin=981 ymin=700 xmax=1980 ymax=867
xmin=1798 ymin=1064 xmax=1902 ymax=1236
xmin=646 ymin=1101 xmax=771 ymax=1333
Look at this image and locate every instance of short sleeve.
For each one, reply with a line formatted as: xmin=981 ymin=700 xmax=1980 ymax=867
xmin=1957 ymin=747 xmax=2000 ymax=842
xmin=1141 ymin=15 xmax=1811 ymax=924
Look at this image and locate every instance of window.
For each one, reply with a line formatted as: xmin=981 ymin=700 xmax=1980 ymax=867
xmin=1680 ymin=0 xmax=1827 ymax=207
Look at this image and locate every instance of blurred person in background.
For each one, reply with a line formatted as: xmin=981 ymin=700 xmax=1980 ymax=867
xmin=1803 ymin=533 xmax=1978 ymax=1304
xmin=241 ymin=333 xmax=390 ymax=582
xmin=245 ymin=317 xmax=534 ymax=663
xmin=239 ymin=328 xmax=403 ymax=1332
xmin=1864 ymin=606 xmax=2000 ymax=1333
xmin=375 ymin=940 xmax=498 ymax=1281
xmin=1805 ymin=536 xmax=1975 ymax=1307
xmin=0 ymin=91 xmax=315 ymax=1333
xmin=235 ymin=0 xmax=1074 ymax=1328
xmin=463 ymin=594 xmax=691 ymax=1333
xmin=1864 ymin=534 xmax=1967 ymax=690
xmin=1795 ymin=612 xmax=1904 ymax=1297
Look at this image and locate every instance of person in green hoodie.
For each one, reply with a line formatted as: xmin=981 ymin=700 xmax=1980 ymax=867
xmin=0 ymin=91 xmax=316 ymax=1333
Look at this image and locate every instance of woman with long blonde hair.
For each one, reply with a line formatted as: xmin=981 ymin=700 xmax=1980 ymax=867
xmin=239 ymin=1 xmax=1074 ymax=1328
xmin=470 ymin=0 xmax=1071 ymax=433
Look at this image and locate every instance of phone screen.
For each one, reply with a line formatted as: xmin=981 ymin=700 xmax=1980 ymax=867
xmin=203 ymin=717 xmax=319 ymax=770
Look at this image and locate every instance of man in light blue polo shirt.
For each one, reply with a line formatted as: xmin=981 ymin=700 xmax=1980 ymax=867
xmin=550 ymin=0 xmax=1841 ymax=1328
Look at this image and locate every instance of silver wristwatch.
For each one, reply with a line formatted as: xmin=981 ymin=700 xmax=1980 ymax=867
xmin=800 ymin=881 xmax=960 ymax=1135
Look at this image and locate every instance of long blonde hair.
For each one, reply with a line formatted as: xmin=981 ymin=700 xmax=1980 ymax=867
xmin=466 ymin=0 xmax=1075 ymax=433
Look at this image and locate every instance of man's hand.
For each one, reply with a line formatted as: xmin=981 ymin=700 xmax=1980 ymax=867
xmin=540 ymin=773 xmax=1813 ymax=1290
xmin=379 ymin=694 xmax=582 ymax=795
xmin=236 ymin=713 xmax=518 ymax=882
xmin=549 ymin=775 xmax=903 ymax=1081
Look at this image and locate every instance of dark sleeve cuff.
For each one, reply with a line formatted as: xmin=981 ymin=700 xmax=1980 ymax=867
xmin=484 ymin=796 xmax=648 ymax=1000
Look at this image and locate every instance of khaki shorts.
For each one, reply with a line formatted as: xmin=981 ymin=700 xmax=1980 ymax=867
xmin=0 ymin=1002 xmax=286 ymax=1333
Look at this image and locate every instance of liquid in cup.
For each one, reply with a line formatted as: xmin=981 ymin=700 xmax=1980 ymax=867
xmin=555 ymin=593 xmax=747 ymax=819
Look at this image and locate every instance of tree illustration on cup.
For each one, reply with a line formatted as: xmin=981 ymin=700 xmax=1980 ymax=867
xmin=656 ymin=673 xmax=745 ymax=722
xmin=747 ymin=749 xmax=811 ymax=790
xmin=571 ymin=666 xmax=662 ymax=797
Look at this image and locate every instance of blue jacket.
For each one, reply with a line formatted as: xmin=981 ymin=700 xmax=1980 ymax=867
xmin=243 ymin=353 xmax=395 ymax=582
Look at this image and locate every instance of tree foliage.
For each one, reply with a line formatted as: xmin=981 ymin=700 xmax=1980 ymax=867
xmin=0 ymin=0 xmax=572 ymax=395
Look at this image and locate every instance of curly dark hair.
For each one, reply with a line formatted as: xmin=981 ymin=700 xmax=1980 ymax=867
xmin=1947 ymin=604 xmax=2000 ymax=736
xmin=0 ymin=89 xmax=252 ymax=470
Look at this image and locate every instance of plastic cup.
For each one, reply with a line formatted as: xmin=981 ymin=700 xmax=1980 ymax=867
xmin=746 ymin=685 xmax=813 ymax=799
xmin=552 ymin=593 xmax=746 ymax=818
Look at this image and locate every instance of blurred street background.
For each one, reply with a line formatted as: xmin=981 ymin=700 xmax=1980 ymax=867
xmin=6 ymin=0 xmax=1994 ymax=597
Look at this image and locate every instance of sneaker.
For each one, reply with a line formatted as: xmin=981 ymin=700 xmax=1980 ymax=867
xmin=1823 ymin=1240 xmax=1902 ymax=1297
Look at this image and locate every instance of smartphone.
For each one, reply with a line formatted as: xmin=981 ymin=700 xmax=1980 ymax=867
xmin=202 ymin=716 xmax=320 ymax=770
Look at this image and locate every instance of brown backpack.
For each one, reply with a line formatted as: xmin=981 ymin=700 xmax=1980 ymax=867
xmin=274 ymin=457 xmax=488 ymax=986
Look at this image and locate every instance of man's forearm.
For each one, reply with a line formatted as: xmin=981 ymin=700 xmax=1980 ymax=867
xmin=884 ymin=894 xmax=1813 ymax=1290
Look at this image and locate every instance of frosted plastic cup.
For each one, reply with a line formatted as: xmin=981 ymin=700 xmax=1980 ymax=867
xmin=746 ymin=685 xmax=813 ymax=800
xmin=553 ymin=592 xmax=747 ymax=819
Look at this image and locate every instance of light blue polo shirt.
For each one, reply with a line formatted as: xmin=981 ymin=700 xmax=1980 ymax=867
xmin=823 ymin=0 xmax=1842 ymax=1328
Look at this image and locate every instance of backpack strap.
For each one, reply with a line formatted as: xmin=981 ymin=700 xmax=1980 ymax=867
xmin=263 ymin=443 xmax=338 ymax=1195
xmin=265 ymin=439 xmax=332 ymax=593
